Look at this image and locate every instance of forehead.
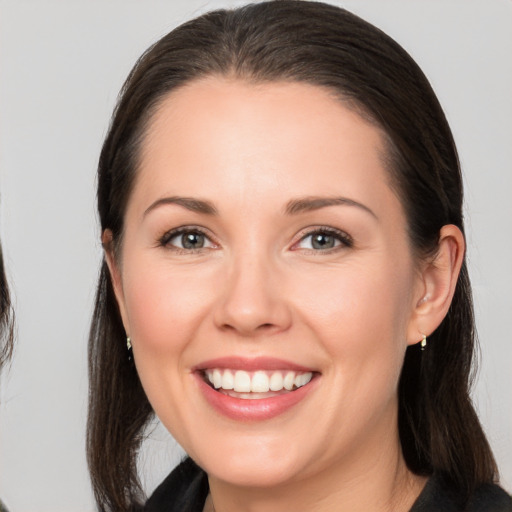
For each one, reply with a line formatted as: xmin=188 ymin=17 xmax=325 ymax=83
xmin=142 ymin=77 xmax=386 ymax=156
xmin=133 ymin=77 xmax=399 ymax=217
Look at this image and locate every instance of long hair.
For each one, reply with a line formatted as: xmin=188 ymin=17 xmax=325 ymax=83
xmin=0 ymin=243 xmax=14 ymax=369
xmin=87 ymin=2 xmax=497 ymax=510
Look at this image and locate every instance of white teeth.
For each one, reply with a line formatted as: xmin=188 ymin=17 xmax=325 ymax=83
xmin=221 ymin=370 xmax=234 ymax=390
xmin=295 ymin=373 xmax=310 ymax=387
xmin=213 ymin=369 xmax=222 ymax=389
xmin=283 ymin=371 xmax=295 ymax=391
xmin=234 ymin=370 xmax=251 ymax=392
xmin=251 ymin=371 xmax=270 ymax=393
xmin=269 ymin=372 xmax=284 ymax=391
xmin=204 ymin=369 xmax=313 ymax=394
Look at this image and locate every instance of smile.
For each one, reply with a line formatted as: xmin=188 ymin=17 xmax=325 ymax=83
xmin=194 ymin=358 xmax=319 ymax=421
xmin=204 ymin=369 xmax=313 ymax=398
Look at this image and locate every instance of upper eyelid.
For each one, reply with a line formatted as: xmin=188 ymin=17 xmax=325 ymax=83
xmin=157 ymin=224 xmax=352 ymax=247
xmin=159 ymin=225 xmax=216 ymax=245
xmin=294 ymin=226 xmax=352 ymax=241
xmin=291 ymin=226 xmax=353 ymax=251
xmin=162 ymin=225 xmax=212 ymax=236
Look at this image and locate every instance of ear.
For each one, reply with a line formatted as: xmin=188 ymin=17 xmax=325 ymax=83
xmin=102 ymin=229 xmax=130 ymax=335
xmin=407 ymin=224 xmax=465 ymax=346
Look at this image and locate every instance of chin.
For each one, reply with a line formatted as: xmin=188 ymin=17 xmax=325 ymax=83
xmin=191 ymin=436 xmax=308 ymax=488
xmin=206 ymin=459 xmax=301 ymax=488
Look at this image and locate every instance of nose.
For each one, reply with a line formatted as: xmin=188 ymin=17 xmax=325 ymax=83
xmin=213 ymin=251 xmax=292 ymax=337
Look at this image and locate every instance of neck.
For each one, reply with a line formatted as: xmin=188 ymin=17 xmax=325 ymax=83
xmin=206 ymin=434 xmax=426 ymax=512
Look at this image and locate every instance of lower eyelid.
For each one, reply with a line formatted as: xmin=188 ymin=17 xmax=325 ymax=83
xmin=293 ymin=229 xmax=352 ymax=249
xmin=296 ymin=238 xmax=340 ymax=250
xmin=158 ymin=227 xmax=351 ymax=251
xmin=159 ymin=227 xmax=214 ymax=248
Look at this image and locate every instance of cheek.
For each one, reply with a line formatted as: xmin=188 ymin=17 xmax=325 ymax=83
xmin=294 ymin=259 xmax=414 ymax=394
xmin=120 ymin=258 xmax=222 ymax=426
xmin=122 ymin=258 xmax=217 ymax=353
xmin=297 ymin=260 xmax=413 ymax=341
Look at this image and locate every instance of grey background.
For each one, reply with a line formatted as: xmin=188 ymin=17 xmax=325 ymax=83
xmin=0 ymin=1 xmax=510 ymax=510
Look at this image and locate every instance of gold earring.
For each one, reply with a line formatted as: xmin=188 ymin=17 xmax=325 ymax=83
xmin=420 ymin=334 xmax=427 ymax=351
xmin=126 ymin=336 xmax=132 ymax=350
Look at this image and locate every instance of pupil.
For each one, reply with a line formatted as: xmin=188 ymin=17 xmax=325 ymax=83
xmin=182 ymin=232 xmax=204 ymax=249
xmin=312 ymin=233 xmax=334 ymax=249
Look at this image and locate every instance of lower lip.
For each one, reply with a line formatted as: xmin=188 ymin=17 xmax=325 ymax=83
xmin=195 ymin=373 xmax=318 ymax=422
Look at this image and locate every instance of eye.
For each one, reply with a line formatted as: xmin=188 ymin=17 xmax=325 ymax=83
xmin=160 ymin=228 xmax=216 ymax=251
xmin=293 ymin=228 xmax=352 ymax=251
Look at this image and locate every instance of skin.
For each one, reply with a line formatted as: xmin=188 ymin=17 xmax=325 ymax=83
xmin=106 ymin=77 xmax=464 ymax=512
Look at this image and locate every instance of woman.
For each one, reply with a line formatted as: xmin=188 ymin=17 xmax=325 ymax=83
xmin=87 ymin=1 xmax=512 ymax=511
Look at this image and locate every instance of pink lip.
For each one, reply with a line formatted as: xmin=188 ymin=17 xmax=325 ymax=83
xmin=193 ymin=356 xmax=315 ymax=372
xmin=192 ymin=357 xmax=319 ymax=422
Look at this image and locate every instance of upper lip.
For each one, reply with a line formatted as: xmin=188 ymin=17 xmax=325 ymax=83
xmin=192 ymin=356 xmax=317 ymax=373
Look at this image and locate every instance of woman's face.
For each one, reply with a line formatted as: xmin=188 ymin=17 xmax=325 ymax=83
xmin=110 ymin=78 xmax=425 ymax=488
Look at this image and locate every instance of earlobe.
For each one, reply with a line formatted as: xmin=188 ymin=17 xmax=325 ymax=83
xmin=407 ymin=224 xmax=465 ymax=346
xmin=102 ymin=229 xmax=130 ymax=334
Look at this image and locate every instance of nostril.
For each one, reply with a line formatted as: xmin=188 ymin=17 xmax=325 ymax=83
xmin=220 ymin=323 xmax=275 ymax=334
xmin=214 ymin=293 xmax=293 ymax=335
xmin=220 ymin=323 xmax=236 ymax=332
xmin=219 ymin=321 xmax=282 ymax=336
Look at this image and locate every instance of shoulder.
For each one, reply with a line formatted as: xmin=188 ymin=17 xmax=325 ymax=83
xmin=144 ymin=457 xmax=209 ymax=512
xmin=411 ymin=474 xmax=512 ymax=512
xmin=467 ymin=482 xmax=512 ymax=512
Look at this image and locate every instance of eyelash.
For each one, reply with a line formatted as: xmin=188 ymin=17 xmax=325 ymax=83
xmin=292 ymin=226 xmax=353 ymax=252
xmin=157 ymin=226 xmax=353 ymax=253
xmin=158 ymin=226 xmax=215 ymax=254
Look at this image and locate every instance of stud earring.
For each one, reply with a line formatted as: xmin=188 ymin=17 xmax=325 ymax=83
xmin=420 ymin=334 xmax=427 ymax=351
xmin=126 ymin=336 xmax=132 ymax=351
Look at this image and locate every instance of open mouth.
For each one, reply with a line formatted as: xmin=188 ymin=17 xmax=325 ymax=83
xmin=202 ymin=368 xmax=315 ymax=400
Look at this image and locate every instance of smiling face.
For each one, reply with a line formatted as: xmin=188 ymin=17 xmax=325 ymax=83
xmin=108 ymin=78 xmax=426 ymax=490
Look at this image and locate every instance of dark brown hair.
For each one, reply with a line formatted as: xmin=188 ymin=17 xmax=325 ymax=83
xmin=0 ymin=243 xmax=14 ymax=370
xmin=88 ymin=2 xmax=497 ymax=510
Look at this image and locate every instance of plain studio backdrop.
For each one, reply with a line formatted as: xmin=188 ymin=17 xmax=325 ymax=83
xmin=0 ymin=1 xmax=510 ymax=510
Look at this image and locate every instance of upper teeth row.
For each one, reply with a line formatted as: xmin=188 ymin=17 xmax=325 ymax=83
xmin=205 ymin=369 xmax=313 ymax=393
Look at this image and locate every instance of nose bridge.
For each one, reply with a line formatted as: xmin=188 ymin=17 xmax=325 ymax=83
xmin=214 ymin=243 xmax=291 ymax=336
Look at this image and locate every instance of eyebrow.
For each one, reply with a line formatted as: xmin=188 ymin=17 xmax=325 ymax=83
xmin=144 ymin=196 xmax=218 ymax=217
xmin=143 ymin=195 xmax=376 ymax=219
xmin=284 ymin=196 xmax=377 ymax=218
